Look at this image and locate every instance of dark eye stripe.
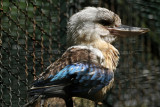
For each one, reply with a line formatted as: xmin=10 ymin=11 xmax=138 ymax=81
xmin=98 ymin=20 xmax=112 ymax=26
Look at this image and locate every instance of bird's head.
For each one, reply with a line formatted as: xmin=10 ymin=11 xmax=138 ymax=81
xmin=67 ymin=7 xmax=149 ymax=47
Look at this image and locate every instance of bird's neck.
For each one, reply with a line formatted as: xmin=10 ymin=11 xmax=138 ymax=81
xmin=85 ymin=40 xmax=119 ymax=71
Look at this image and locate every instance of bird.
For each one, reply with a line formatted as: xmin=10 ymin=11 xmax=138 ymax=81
xmin=24 ymin=7 xmax=149 ymax=107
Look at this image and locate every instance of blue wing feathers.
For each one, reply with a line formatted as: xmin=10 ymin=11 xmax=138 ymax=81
xmin=32 ymin=63 xmax=114 ymax=94
xmin=91 ymin=69 xmax=99 ymax=80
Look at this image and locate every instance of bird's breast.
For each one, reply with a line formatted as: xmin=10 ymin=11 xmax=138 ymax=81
xmin=92 ymin=78 xmax=114 ymax=102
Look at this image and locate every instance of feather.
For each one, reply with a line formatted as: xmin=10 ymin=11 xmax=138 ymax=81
xmin=29 ymin=62 xmax=113 ymax=100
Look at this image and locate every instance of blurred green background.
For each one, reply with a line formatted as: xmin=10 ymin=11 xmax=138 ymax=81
xmin=0 ymin=0 xmax=160 ymax=107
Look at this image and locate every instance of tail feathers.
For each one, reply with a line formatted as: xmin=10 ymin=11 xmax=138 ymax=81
xmin=43 ymin=86 xmax=66 ymax=96
xmin=28 ymin=88 xmax=45 ymax=96
xmin=29 ymin=85 xmax=66 ymax=96
xmin=24 ymin=85 xmax=69 ymax=107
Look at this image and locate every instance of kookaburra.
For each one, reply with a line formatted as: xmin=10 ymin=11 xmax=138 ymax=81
xmin=24 ymin=7 xmax=149 ymax=107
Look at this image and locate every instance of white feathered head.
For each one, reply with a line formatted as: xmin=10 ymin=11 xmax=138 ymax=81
xmin=67 ymin=7 xmax=149 ymax=46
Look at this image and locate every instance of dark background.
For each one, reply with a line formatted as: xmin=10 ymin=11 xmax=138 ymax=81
xmin=0 ymin=0 xmax=160 ymax=107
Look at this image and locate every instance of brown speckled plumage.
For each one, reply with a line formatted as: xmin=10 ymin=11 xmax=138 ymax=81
xmin=39 ymin=47 xmax=106 ymax=80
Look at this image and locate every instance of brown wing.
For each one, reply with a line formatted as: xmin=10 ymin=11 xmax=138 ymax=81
xmin=37 ymin=47 xmax=102 ymax=80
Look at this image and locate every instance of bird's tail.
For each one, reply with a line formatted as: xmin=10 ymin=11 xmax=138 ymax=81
xmin=23 ymin=85 xmax=66 ymax=107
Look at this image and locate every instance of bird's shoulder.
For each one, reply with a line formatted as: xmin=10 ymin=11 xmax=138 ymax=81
xmin=38 ymin=45 xmax=105 ymax=79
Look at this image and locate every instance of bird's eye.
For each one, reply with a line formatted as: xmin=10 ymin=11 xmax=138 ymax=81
xmin=97 ymin=20 xmax=112 ymax=26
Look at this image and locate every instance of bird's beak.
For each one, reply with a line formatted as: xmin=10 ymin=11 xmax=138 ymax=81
xmin=108 ymin=25 xmax=150 ymax=37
